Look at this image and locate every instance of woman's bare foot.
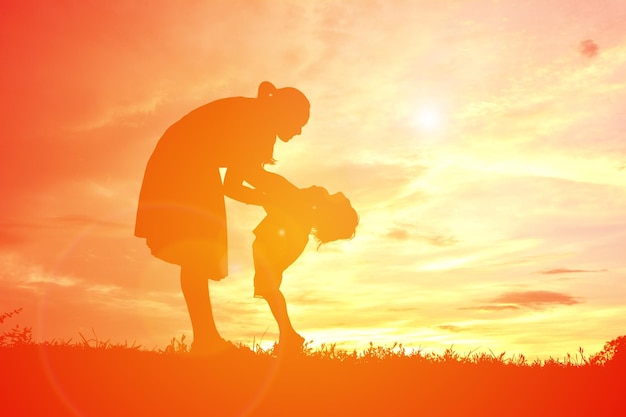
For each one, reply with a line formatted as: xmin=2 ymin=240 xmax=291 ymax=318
xmin=190 ymin=337 xmax=236 ymax=356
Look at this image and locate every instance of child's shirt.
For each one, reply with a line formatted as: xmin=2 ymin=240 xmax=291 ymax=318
xmin=253 ymin=190 xmax=315 ymax=273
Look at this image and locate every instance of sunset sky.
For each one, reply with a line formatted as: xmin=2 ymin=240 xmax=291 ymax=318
xmin=2 ymin=0 xmax=625 ymax=359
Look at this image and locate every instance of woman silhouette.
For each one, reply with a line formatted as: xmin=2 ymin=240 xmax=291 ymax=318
xmin=135 ymin=82 xmax=310 ymax=354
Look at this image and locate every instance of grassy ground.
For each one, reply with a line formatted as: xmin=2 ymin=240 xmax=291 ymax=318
xmin=2 ymin=310 xmax=624 ymax=416
xmin=2 ymin=334 xmax=624 ymax=417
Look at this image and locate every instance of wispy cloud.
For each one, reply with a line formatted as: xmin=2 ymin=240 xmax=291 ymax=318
xmin=458 ymin=290 xmax=584 ymax=312
xmin=21 ymin=273 xmax=81 ymax=289
xmin=490 ymin=291 xmax=582 ymax=309
xmin=460 ymin=304 xmax=522 ymax=312
xmin=384 ymin=227 xmax=459 ymax=246
xmin=437 ymin=324 xmax=465 ymax=333
xmin=385 ymin=228 xmax=411 ymax=241
xmin=539 ymin=268 xmax=608 ymax=275
xmin=579 ymin=39 xmax=599 ymax=58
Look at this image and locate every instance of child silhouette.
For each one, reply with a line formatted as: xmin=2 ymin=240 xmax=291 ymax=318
xmin=252 ymin=186 xmax=358 ymax=352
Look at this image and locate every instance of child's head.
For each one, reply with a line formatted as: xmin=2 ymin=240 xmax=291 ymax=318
xmin=312 ymin=192 xmax=359 ymax=244
xmin=258 ymin=81 xmax=310 ymax=142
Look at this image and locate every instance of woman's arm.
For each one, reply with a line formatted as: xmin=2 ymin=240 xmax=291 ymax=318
xmin=223 ymin=164 xmax=302 ymax=205
xmin=222 ymin=167 xmax=267 ymax=205
xmin=245 ymin=167 xmax=300 ymax=196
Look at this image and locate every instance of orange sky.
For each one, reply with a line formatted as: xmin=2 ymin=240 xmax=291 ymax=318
xmin=2 ymin=0 xmax=625 ymax=359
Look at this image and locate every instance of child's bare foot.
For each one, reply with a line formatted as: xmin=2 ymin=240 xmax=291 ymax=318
xmin=276 ymin=333 xmax=305 ymax=354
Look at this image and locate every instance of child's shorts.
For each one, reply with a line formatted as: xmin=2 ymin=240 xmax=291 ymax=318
xmin=252 ymin=239 xmax=284 ymax=298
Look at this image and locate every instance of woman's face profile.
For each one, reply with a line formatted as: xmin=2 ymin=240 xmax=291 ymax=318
xmin=276 ymin=109 xmax=309 ymax=142
xmin=277 ymin=121 xmax=304 ymax=142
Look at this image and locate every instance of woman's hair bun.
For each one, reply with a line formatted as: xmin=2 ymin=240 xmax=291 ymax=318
xmin=258 ymin=81 xmax=276 ymax=98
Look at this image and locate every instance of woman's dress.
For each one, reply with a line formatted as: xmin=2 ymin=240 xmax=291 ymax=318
xmin=135 ymin=97 xmax=276 ymax=279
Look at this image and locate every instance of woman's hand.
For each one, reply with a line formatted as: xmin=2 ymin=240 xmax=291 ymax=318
xmin=223 ymin=164 xmax=302 ymax=206
xmin=225 ymin=164 xmax=302 ymax=204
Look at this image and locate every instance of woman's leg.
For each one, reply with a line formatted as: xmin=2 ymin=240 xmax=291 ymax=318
xmin=180 ymin=265 xmax=222 ymax=350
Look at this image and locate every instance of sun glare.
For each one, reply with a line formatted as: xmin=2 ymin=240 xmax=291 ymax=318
xmin=414 ymin=106 xmax=443 ymax=131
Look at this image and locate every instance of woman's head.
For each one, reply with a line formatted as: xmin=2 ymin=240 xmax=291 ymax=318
xmin=312 ymin=192 xmax=359 ymax=244
xmin=258 ymin=81 xmax=310 ymax=142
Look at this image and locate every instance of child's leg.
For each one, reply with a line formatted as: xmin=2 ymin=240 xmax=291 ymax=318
xmin=263 ymin=289 xmax=303 ymax=345
xmin=180 ymin=265 xmax=223 ymax=350
xmin=253 ymin=237 xmax=304 ymax=348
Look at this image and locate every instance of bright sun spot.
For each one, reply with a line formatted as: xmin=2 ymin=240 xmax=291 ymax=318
xmin=414 ymin=106 xmax=443 ymax=131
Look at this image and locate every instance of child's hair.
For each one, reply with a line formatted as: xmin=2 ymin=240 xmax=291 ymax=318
xmin=312 ymin=192 xmax=359 ymax=244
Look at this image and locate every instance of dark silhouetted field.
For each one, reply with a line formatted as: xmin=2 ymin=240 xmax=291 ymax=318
xmin=2 ymin=333 xmax=624 ymax=417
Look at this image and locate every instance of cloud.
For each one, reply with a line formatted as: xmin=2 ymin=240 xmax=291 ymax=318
xmin=384 ymin=222 xmax=458 ymax=247
xmin=2 ymin=215 xmax=126 ymax=233
xmin=437 ymin=324 xmax=465 ymax=333
xmin=275 ymin=160 xmax=426 ymax=210
xmin=423 ymin=233 xmax=459 ymax=247
xmin=0 ymin=0 xmax=314 ymax=211
xmin=51 ymin=214 xmax=128 ymax=229
xmin=387 ymin=307 xmax=421 ymax=313
xmin=0 ymin=252 xmax=188 ymax=344
xmin=22 ymin=273 xmax=81 ymax=289
xmin=579 ymin=39 xmax=599 ymax=58
xmin=385 ymin=228 xmax=411 ymax=240
xmin=490 ymin=291 xmax=582 ymax=308
xmin=460 ymin=290 xmax=583 ymax=312
xmin=385 ymin=228 xmax=458 ymax=247
xmin=459 ymin=304 xmax=522 ymax=312
xmin=539 ymin=268 xmax=607 ymax=275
